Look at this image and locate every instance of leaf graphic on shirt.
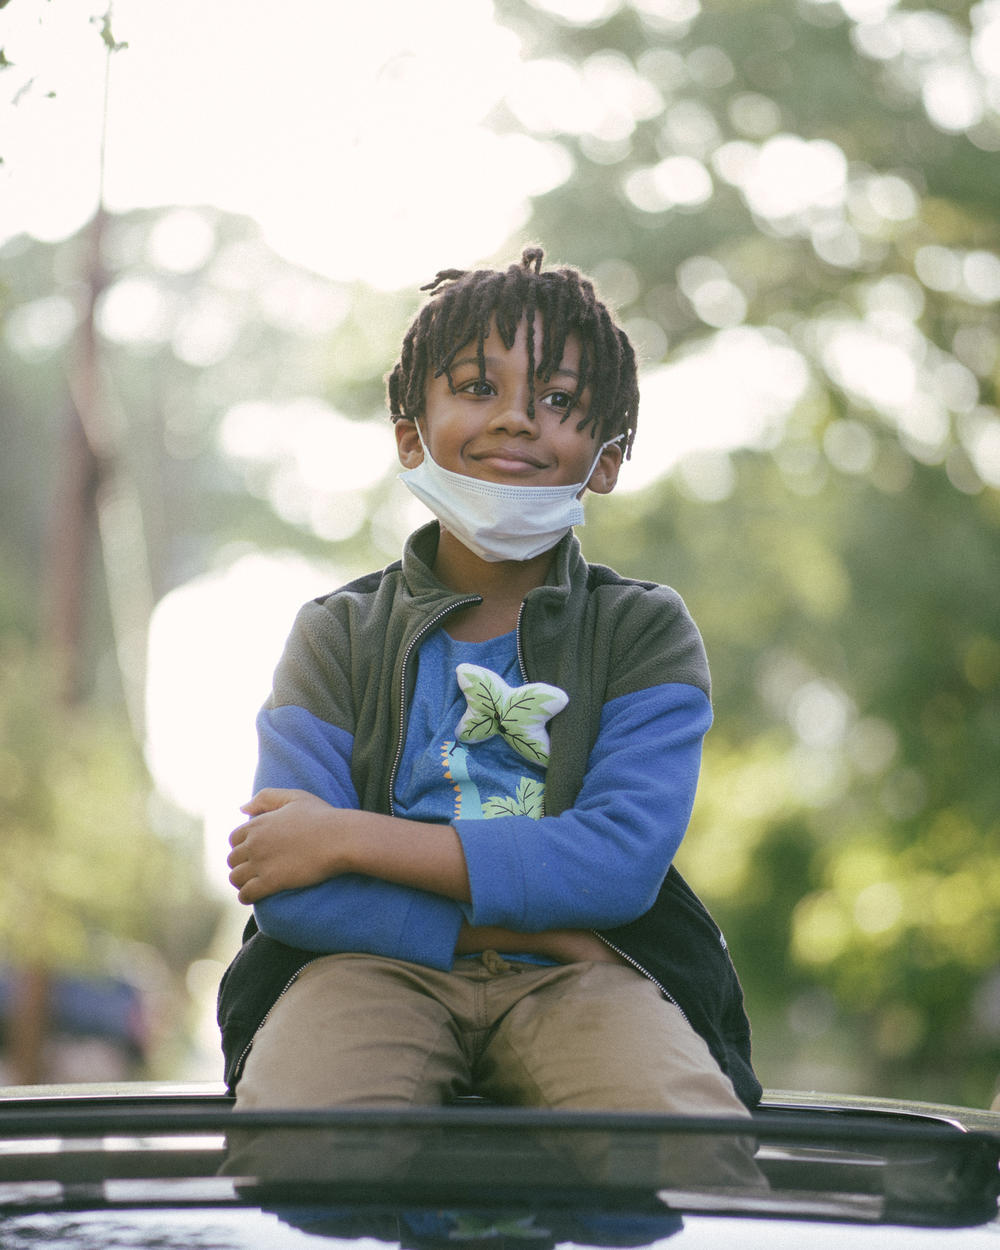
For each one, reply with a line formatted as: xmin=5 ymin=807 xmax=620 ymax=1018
xmin=483 ymin=777 xmax=546 ymax=819
xmin=455 ymin=663 xmax=569 ymax=766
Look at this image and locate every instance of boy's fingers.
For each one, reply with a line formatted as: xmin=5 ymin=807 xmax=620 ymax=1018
xmin=228 ymin=860 xmax=262 ymax=899
xmin=241 ymin=787 xmax=302 ymax=817
xmin=228 ymin=847 xmax=254 ymax=876
xmin=232 ymin=868 xmax=267 ymax=904
xmin=239 ymin=792 xmax=271 ymax=817
xmin=232 ymin=877 xmax=259 ymax=905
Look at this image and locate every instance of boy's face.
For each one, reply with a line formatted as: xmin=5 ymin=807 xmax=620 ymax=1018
xmin=395 ymin=317 xmax=622 ymax=495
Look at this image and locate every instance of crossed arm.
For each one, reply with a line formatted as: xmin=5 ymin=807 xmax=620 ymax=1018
xmin=228 ymin=788 xmax=471 ymax=905
xmin=227 ymin=788 xmax=617 ymax=964
xmin=228 ymin=680 xmax=709 ymax=968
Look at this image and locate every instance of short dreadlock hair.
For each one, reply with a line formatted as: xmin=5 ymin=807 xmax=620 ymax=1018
xmin=386 ymin=246 xmax=638 ymax=459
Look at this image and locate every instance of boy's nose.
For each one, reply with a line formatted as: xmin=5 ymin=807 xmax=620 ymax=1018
xmin=490 ymin=392 xmax=536 ymax=433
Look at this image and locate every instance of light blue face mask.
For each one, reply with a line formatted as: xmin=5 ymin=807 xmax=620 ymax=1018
xmin=399 ymin=425 xmax=622 ymax=563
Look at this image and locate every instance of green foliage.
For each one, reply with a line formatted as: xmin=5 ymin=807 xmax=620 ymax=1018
xmin=586 ymin=440 xmax=1000 ymax=1101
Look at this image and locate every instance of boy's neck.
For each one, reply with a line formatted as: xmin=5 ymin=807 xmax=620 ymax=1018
xmin=433 ymin=527 xmax=554 ymax=642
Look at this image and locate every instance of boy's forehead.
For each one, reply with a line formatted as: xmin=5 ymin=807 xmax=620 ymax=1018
xmin=440 ymin=314 xmax=584 ymax=370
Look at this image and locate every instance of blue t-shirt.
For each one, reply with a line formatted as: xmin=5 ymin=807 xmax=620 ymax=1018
xmin=395 ymin=630 xmax=552 ymax=823
xmin=394 ymin=628 xmax=567 ymax=964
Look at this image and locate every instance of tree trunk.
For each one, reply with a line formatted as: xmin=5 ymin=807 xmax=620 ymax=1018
xmin=6 ymin=215 xmax=106 ymax=1086
xmin=6 ymin=966 xmax=51 ymax=1087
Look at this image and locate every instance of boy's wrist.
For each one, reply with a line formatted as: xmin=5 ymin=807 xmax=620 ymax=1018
xmin=336 ymin=808 xmax=373 ymax=876
xmin=334 ymin=810 xmax=471 ymax=903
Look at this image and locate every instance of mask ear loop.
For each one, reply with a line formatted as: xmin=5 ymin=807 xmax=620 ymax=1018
xmin=579 ymin=433 xmax=625 ymax=496
xmin=411 ymin=416 xmax=433 ymax=464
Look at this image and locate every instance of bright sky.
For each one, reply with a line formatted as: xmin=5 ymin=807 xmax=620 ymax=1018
xmin=0 ymin=0 xmax=544 ymax=286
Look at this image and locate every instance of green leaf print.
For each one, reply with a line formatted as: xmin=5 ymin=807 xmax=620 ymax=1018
xmin=455 ymin=663 xmax=569 ymax=766
xmin=483 ymin=776 xmax=546 ymax=819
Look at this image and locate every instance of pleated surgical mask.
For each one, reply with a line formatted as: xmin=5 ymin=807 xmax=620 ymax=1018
xmin=399 ymin=425 xmax=621 ymax=563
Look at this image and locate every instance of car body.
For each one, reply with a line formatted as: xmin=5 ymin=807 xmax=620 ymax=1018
xmin=1 ymin=1082 xmax=999 ymax=1248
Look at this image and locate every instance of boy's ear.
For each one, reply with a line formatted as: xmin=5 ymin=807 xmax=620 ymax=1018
xmin=395 ymin=419 xmax=424 ymax=469
xmin=585 ymin=440 xmax=623 ymax=495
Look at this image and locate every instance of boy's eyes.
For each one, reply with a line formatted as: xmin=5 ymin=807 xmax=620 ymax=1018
xmin=455 ymin=379 xmax=578 ymax=410
xmin=543 ymin=390 xmax=575 ymax=411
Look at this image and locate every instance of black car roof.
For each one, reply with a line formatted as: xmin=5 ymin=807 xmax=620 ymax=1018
xmin=1 ymin=1086 xmax=999 ymax=1243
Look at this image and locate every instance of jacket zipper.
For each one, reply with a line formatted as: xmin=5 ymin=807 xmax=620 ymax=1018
xmin=387 ymin=596 xmax=481 ymax=816
xmin=590 ymin=930 xmax=692 ymax=1028
xmin=514 ymin=600 xmax=529 ymax=683
xmin=233 ymin=961 xmax=318 ymax=1086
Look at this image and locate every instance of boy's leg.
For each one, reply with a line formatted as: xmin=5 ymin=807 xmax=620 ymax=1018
xmin=474 ymin=960 xmax=765 ymax=1188
xmin=223 ymin=953 xmax=473 ymax=1182
xmin=474 ymin=961 xmax=743 ymax=1113
xmin=234 ymin=953 xmax=470 ymax=1109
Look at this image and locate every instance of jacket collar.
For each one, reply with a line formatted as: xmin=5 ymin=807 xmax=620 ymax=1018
xmin=400 ymin=521 xmax=586 ymax=606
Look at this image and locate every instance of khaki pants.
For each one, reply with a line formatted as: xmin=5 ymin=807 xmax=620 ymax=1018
xmin=236 ymin=951 xmax=748 ymax=1118
xmin=236 ymin=950 xmax=750 ymax=1120
xmin=226 ymin=951 xmax=765 ymax=1191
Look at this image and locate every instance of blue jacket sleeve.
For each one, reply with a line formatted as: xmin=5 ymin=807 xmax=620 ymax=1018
xmin=453 ymin=682 xmax=712 ymax=932
xmin=250 ymin=704 xmax=464 ymax=969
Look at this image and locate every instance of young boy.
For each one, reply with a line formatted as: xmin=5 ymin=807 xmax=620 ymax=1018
xmin=219 ymin=248 xmax=761 ymax=1134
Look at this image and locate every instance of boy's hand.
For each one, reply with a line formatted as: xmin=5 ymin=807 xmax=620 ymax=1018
xmin=228 ymin=793 xmax=472 ymax=906
xmin=456 ymin=923 xmax=630 ymax=967
xmin=227 ymin=788 xmax=349 ymax=904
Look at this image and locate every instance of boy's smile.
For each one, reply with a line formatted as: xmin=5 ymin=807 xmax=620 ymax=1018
xmin=396 ymin=317 xmax=622 ymax=495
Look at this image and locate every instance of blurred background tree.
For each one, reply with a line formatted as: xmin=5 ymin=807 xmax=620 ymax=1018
xmin=1 ymin=0 xmax=998 ymax=1102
